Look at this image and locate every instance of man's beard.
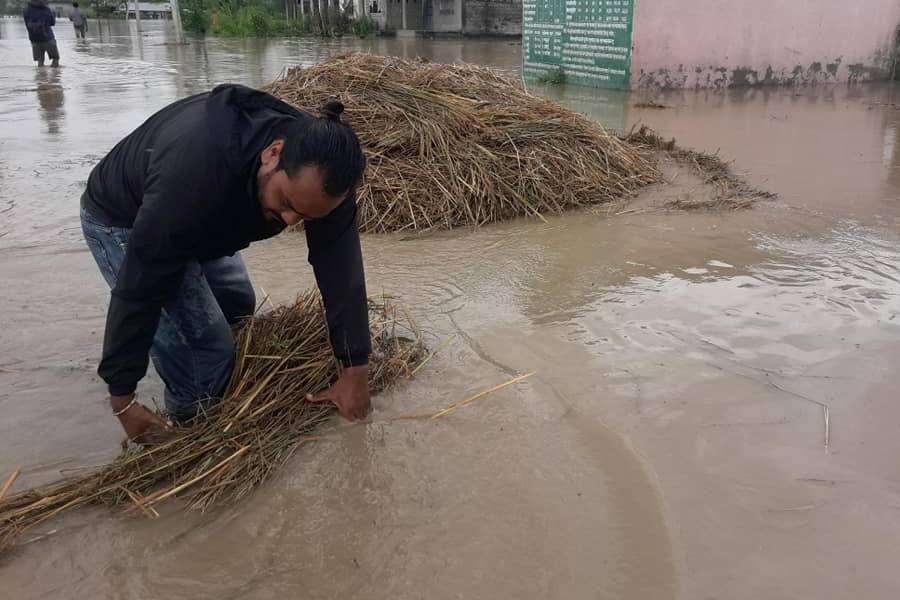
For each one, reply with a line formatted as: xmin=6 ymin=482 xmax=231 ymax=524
xmin=257 ymin=172 xmax=285 ymax=227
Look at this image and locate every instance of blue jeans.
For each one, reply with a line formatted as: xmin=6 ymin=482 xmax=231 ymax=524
xmin=80 ymin=207 xmax=255 ymax=421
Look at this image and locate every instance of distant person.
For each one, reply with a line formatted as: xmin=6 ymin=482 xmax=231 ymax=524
xmin=69 ymin=2 xmax=87 ymax=39
xmin=23 ymin=0 xmax=59 ymax=67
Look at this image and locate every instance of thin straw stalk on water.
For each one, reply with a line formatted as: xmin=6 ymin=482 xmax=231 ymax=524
xmin=429 ymin=371 xmax=536 ymax=419
xmin=0 ymin=291 xmax=426 ymax=553
xmin=0 ymin=470 xmax=20 ymax=502
xmin=389 ymin=371 xmax=537 ymax=422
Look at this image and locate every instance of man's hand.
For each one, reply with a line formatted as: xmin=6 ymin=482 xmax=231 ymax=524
xmin=306 ymin=365 xmax=371 ymax=421
xmin=110 ymin=394 xmax=175 ymax=443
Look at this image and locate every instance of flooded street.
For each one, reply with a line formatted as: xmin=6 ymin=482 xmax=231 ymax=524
xmin=2 ymin=19 xmax=900 ymax=600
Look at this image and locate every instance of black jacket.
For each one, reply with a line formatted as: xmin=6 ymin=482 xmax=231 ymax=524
xmin=23 ymin=0 xmax=56 ymax=43
xmin=82 ymin=84 xmax=370 ymax=396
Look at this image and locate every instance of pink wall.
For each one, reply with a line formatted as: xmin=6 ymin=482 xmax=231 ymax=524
xmin=631 ymin=0 xmax=900 ymax=89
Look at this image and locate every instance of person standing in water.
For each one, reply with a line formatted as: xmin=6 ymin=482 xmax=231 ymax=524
xmin=69 ymin=2 xmax=87 ymax=39
xmin=23 ymin=0 xmax=59 ymax=67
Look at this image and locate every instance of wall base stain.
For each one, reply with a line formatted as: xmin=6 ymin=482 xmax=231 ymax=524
xmin=636 ymin=48 xmax=896 ymax=90
xmin=632 ymin=57 xmax=892 ymax=90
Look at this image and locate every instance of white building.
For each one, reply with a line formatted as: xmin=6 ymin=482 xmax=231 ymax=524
xmin=119 ymin=2 xmax=173 ymax=19
xmin=298 ymin=0 xmax=520 ymax=35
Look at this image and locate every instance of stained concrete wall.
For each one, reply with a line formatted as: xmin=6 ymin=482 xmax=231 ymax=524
xmin=631 ymin=0 xmax=900 ymax=89
xmin=428 ymin=0 xmax=463 ymax=32
xmin=463 ymin=0 xmax=522 ymax=36
xmin=384 ymin=0 xmax=403 ymax=29
xmin=406 ymin=0 xmax=425 ymax=29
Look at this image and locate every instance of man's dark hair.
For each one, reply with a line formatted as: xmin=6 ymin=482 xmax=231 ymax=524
xmin=72 ymin=1 xmax=78 ymax=6
xmin=276 ymin=101 xmax=366 ymax=198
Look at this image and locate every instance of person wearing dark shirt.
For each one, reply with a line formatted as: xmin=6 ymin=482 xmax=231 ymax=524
xmin=80 ymin=84 xmax=371 ymax=442
xmin=23 ymin=0 xmax=60 ymax=67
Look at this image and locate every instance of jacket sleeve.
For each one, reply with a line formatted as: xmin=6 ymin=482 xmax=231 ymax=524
xmin=98 ymin=140 xmax=215 ymax=396
xmin=305 ymin=194 xmax=371 ymax=366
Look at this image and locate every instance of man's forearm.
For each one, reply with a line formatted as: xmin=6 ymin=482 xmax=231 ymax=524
xmin=110 ymin=393 xmax=136 ymax=412
xmin=306 ymin=197 xmax=371 ymax=366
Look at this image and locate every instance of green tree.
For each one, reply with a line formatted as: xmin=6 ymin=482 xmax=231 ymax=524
xmin=181 ymin=0 xmax=211 ymax=32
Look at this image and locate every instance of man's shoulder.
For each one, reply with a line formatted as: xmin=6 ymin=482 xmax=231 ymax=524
xmin=208 ymin=83 xmax=308 ymax=121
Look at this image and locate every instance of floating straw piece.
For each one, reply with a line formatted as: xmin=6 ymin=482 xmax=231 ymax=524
xmin=430 ymin=371 xmax=536 ymax=419
xmin=410 ymin=335 xmax=454 ymax=377
xmin=0 ymin=469 xmax=20 ymax=502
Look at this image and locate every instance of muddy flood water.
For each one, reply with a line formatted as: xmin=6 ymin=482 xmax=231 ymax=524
xmin=2 ymin=19 xmax=900 ymax=600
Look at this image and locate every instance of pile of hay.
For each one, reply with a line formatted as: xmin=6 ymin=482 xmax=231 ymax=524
xmin=0 ymin=292 xmax=425 ymax=552
xmin=265 ymin=53 xmax=659 ymax=233
xmin=624 ymin=125 xmax=777 ymax=210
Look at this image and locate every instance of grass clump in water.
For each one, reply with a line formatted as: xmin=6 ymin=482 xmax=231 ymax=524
xmin=536 ymin=66 xmax=565 ymax=85
xmin=351 ymin=15 xmax=379 ymax=38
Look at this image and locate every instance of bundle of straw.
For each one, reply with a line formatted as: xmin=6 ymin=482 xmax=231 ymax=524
xmin=0 ymin=292 xmax=425 ymax=552
xmin=265 ymin=53 xmax=659 ymax=233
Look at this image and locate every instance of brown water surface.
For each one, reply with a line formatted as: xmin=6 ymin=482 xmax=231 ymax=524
xmin=1 ymin=18 xmax=899 ymax=600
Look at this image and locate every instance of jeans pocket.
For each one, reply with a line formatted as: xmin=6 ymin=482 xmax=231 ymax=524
xmin=81 ymin=207 xmax=112 ymax=234
xmin=82 ymin=228 xmax=117 ymax=288
xmin=81 ymin=214 xmax=125 ymax=289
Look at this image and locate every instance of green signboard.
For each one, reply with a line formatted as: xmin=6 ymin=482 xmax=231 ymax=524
xmin=523 ymin=0 xmax=635 ymax=89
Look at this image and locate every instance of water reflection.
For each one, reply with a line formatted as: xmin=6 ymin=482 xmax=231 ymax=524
xmin=35 ymin=68 xmax=65 ymax=135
